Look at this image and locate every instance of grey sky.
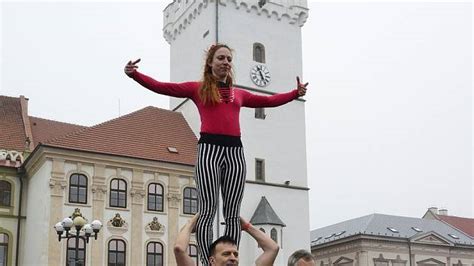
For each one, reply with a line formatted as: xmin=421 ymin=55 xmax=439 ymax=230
xmin=1 ymin=1 xmax=472 ymax=230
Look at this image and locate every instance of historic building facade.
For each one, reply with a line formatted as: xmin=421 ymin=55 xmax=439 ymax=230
xmin=310 ymin=213 xmax=474 ymax=266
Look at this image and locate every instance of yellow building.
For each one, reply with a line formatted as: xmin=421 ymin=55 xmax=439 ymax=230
xmin=0 ymin=95 xmax=201 ymax=265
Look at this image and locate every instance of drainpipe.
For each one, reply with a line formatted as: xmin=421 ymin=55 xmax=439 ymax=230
xmin=407 ymin=238 xmax=413 ymax=266
xmin=215 ymin=0 xmax=220 ymax=239
xmin=215 ymin=0 xmax=219 ymax=43
xmin=15 ymin=168 xmax=25 ymax=266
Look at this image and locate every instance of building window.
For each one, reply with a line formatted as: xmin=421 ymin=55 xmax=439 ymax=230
xmin=253 ymin=43 xmax=266 ymax=63
xmin=0 ymin=181 xmax=11 ymax=207
xmin=0 ymin=233 xmax=8 ymax=266
xmin=373 ymin=254 xmax=389 ymax=266
xmin=108 ymin=239 xmax=126 ymax=266
xmin=255 ymin=159 xmax=265 ymax=182
xmin=189 ymin=244 xmax=199 ymax=265
xmin=66 ymin=237 xmax=86 ymax=266
xmin=146 ymin=242 xmax=163 ymax=266
xmin=183 ymin=187 xmax=198 ymax=215
xmin=110 ymin=179 xmax=127 ymax=208
xmin=69 ymin=174 xmax=88 ymax=204
xmin=270 ymin=228 xmax=277 ymax=243
xmin=147 ymin=183 xmax=164 ymax=212
xmin=255 ymin=108 xmax=265 ymax=119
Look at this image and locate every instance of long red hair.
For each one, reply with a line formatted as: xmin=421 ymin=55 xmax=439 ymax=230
xmin=199 ymin=44 xmax=234 ymax=105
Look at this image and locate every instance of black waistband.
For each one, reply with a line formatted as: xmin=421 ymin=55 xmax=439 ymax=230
xmin=198 ymin=133 xmax=242 ymax=147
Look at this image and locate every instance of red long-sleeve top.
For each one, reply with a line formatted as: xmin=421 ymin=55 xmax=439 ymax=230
xmin=131 ymin=71 xmax=299 ymax=136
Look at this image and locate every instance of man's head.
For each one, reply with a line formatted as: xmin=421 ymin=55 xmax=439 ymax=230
xmin=209 ymin=236 xmax=239 ymax=266
xmin=288 ymin=249 xmax=316 ymax=266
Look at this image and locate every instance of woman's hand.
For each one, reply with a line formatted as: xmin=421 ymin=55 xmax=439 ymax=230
xmin=296 ymin=76 xmax=309 ymax=97
xmin=124 ymin=58 xmax=141 ymax=77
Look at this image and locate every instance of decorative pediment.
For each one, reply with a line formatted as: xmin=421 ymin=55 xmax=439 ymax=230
xmin=416 ymin=258 xmax=446 ymax=266
xmin=411 ymin=232 xmax=451 ymax=246
xmin=145 ymin=217 xmax=165 ymax=236
xmin=107 ymin=213 xmax=128 ymax=234
xmin=334 ymin=256 xmax=354 ymax=265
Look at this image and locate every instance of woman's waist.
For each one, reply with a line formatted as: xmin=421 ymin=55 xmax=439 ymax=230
xmin=198 ymin=132 xmax=242 ymax=147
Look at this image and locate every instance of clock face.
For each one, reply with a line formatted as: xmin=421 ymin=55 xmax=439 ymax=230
xmin=251 ymin=64 xmax=271 ymax=87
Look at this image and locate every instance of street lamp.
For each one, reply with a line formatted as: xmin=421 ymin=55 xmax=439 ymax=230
xmin=54 ymin=209 xmax=102 ymax=265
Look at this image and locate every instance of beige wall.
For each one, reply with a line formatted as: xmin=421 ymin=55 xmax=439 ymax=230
xmin=21 ymin=147 xmax=196 ymax=266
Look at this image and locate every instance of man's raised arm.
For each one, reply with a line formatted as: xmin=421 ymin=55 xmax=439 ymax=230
xmin=241 ymin=217 xmax=280 ymax=266
xmin=174 ymin=213 xmax=199 ymax=266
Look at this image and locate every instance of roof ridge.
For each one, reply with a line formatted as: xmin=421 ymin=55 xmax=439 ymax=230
xmin=45 ymin=106 xmax=176 ymax=145
xmin=29 ymin=116 xmax=87 ymax=128
xmin=439 ymin=215 xmax=474 ymax=220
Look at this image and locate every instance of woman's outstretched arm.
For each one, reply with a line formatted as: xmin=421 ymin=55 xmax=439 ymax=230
xmin=125 ymin=58 xmax=197 ymax=98
xmin=242 ymin=76 xmax=309 ymax=108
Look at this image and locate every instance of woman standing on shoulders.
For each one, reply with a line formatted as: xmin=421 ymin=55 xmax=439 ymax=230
xmin=125 ymin=43 xmax=308 ymax=265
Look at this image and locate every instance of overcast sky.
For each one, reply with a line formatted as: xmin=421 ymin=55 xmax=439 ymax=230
xmin=1 ymin=1 xmax=472 ymax=230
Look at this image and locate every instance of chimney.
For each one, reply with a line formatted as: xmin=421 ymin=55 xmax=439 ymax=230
xmin=428 ymin=207 xmax=438 ymax=215
xmin=20 ymin=95 xmax=35 ymax=151
xmin=438 ymin=209 xmax=448 ymax=216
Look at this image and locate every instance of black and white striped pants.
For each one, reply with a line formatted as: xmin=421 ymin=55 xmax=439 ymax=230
xmin=194 ymin=135 xmax=246 ymax=265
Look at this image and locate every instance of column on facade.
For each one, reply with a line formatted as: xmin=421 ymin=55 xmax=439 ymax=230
xmin=91 ymin=164 xmax=107 ymax=265
xmin=357 ymin=251 xmax=369 ymax=266
xmin=130 ymin=169 xmax=145 ymax=265
xmin=167 ymin=174 xmax=181 ymax=266
xmin=47 ymin=158 xmax=66 ymax=265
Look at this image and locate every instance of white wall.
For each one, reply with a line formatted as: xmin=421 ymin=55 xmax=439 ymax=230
xmin=165 ymin=0 xmax=311 ymax=264
xmin=22 ymin=160 xmax=52 ymax=266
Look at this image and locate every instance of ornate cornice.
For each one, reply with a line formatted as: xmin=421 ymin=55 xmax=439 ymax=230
xmin=163 ymin=0 xmax=308 ymax=43
xmin=0 ymin=149 xmax=25 ymax=168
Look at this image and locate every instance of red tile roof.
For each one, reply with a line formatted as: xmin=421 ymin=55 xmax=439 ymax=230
xmin=44 ymin=106 xmax=198 ymax=166
xmin=0 ymin=96 xmax=28 ymax=151
xmin=438 ymin=215 xmax=474 ymax=238
xmin=29 ymin=116 xmax=86 ymax=146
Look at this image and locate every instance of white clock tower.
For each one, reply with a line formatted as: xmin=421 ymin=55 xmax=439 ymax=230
xmin=163 ymin=0 xmax=310 ymax=264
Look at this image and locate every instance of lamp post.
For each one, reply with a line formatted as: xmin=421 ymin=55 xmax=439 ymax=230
xmin=54 ymin=209 xmax=102 ymax=266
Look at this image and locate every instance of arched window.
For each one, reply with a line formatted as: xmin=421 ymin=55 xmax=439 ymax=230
xmin=146 ymin=242 xmax=164 ymax=266
xmin=110 ymin=179 xmax=127 ymax=208
xmin=0 ymin=233 xmax=9 ymax=266
xmin=147 ymin=183 xmax=164 ymax=212
xmin=69 ymin=174 xmax=88 ymax=204
xmin=183 ymin=187 xmax=197 ymax=214
xmin=66 ymin=237 xmax=86 ymax=266
xmin=259 ymin=228 xmax=265 ymax=233
xmin=108 ymin=239 xmax=126 ymax=266
xmin=189 ymin=244 xmax=199 ymax=265
xmin=270 ymin=228 xmax=278 ymax=243
xmin=253 ymin=43 xmax=266 ymax=63
xmin=0 ymin=181 xmax=11 ymax=207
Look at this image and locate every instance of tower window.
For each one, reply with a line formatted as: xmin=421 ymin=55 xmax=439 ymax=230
xmin=253 ymin=43 xmax=266 ymax=63
xmin=255 ymin=159 xmax=265 ymax=182
xmin=271 ymin=228 xmax=278 ymax=243
xmin=255 ymin=108 xmax=265 ymax=119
